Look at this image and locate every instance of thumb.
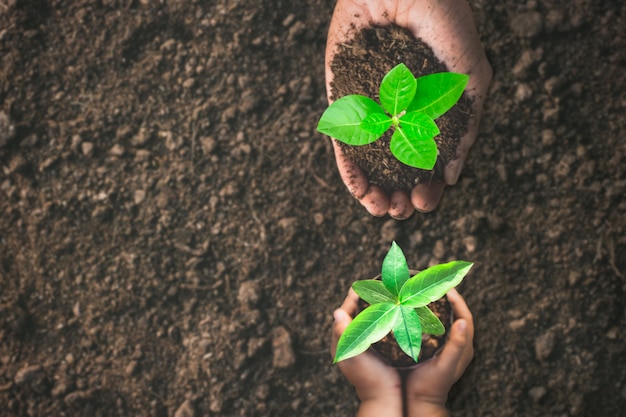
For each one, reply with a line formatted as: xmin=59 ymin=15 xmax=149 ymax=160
xmin=436 ymin=318 xmax=469 ymax=377
xmin=330 ymin=308 xmax=352 ymax=358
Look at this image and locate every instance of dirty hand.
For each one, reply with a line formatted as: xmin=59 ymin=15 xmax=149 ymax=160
xmin=404 ymin=288 xmax=474 ymax=417
xmin=324 ymin=0 xmax=492 ymax=219
xmin=331 ymin=288 xmax=403 ymax=417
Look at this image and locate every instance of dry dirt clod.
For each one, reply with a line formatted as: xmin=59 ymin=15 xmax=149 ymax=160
xmin=272 ymin=326 xmax=296 ymax=369
xmin=510 ymin=11 xmax=544 ymax=38
xmin=380 ymin=219 xmax=400 ymax=242
xmin=535 ymin=330 xmax=556 ymax=361
xmin=81 ymin=142 xmax=94 ymax=157
xmin=529 ymin=386 xmax=547 ymax=402
xmin=174 ymin=398 xmax=196 ymax=417
xmin=237 ymin=281 xmax=261 ymax=306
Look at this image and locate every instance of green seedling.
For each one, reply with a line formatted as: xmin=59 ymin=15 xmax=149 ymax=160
xmin=318 ymin=63 xmax=469 ymax=170
xmin=333 ymin=241 xmax=473 ymax=364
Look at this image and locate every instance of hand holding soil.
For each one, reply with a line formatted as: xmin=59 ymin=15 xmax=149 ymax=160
xmin=325 ymin=0 xmax=492 ymax=218
xmin=331 ymin=288 xmax=474 ymax=417
xmin=331 ymin=289 xmax=404 ymax=417
xmin=404 ymin=288 xmax=474 ymax=417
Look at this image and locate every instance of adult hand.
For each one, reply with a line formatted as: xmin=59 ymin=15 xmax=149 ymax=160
xmin=325 ymin=0 xmax=492 ymax=218
xmin=331 ymin=289 xmax=403 ymax=417
xmin=404 ymin=288 xmax=475 ymax=417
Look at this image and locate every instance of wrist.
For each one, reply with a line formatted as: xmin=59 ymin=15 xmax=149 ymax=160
xmin=357 ymin=397 xmax=403 ymax=417
xmin=407 ymin=398 xmax=449 ymax=417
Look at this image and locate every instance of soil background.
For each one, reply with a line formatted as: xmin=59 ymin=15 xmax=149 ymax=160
xmin=1 ymin=1 xmax=625 ymax=416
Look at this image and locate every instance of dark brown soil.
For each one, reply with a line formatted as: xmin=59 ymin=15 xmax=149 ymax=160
xmin=329 ymin=25 xmax=472 ymax=190
xmin=1 ymin=1 xmax=626 ymax=416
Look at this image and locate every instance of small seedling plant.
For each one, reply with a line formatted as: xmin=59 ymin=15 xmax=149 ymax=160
xmin=318 ymin=63 xmax=469 ymax=170
xmin=334 ymin=242 xmax=473 ymax=364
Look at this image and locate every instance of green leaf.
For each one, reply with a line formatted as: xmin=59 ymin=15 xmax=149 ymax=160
xmin=392 ymin=305 xmax=423 ymax=362
xmin=379 ymin=63 xmax=417 ymax=116
xmin=390 ymin=126 xmax=438 ymax=170
xmin=381 ymin=241 xmax=410 ymax=296
xmin=317 ymin=95 xmax=387 ymax=145
xmin=400 ymin=111 xmax=440 ymax=138
xmin=334 ymin=303 xmax=400 ymax=363
xmin=415 ymin=306 xmax=445 ymax=335
xmin=360 ymin=112 xmax=392 ymax=136
xmin=399 ymin=261 xmax=473 ymax=308
xmin=352 ymin=280 xmax=397 ymax=305
xmin=407 ymin=72 xmax=469 ymax=119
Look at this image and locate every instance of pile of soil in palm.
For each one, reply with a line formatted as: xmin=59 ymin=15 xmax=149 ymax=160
xmin=329 ymin=24 xmax=472 ymax=191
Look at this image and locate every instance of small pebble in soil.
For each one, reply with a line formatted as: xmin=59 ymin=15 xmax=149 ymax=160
xmin=272 ymin=326 xmax=296 ymax=369
xmin=510 ymin=11 xmax=544 ymax=38
xmin=463 ymin=236 xmax=477 ymax=253
xmin=529 ymin=386 xmax=547 ymax=402
xmin=134 ymin=189 xmax=146 ymax=205
xmin=380 ymin=219 xmax=400 ymax=242
xmin=535 ymin=330 xmax=556 ymax=361
xmin=81 ymin=142 xmax=94 ymax=157
xmin=432 ymin=240 xmax=445 ymax=260
xmin=174 ymin=398 xmax=196 ymax=417
xmin=237 ymin=281 xmax=261 ymax=307
xmin=109 ymin=144 xmax=125 ymax=157
xmin=247 ymin=336 xmax=267 ymax=358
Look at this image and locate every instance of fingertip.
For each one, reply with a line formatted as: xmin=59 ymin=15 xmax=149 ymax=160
xmin=333 ymin=308 xmax=349 ymax=324
xmin=360 ymin=185 xmax=390 ymax=216
xmin=388 ymin=191 xmax=414 ymax=220
xmin=411 ymin=182 xmax=444 ymax=213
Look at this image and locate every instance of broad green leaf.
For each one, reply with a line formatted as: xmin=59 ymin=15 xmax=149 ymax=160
xmin=400 ymin=111 xmax=440 ymax=139
xmin=392 ymin=305 xmax=423 ymax=362
xmin=399 ymin=261 xmax=473 ymax=308
xmin=407 ymin=73 xmax=469 ymax=119
xmin=352 ymin=280 xmax=397 ymax=304
xmin=390 ymin=126 xmax=438 ymax=170
xmin=334 ymin=303 xmax=400 ymax=363
xmin=379 ymin=63 xmax=417 ymax=116
xmin=381 ymin=241 xmax=410 ymax=296
xmin=415 ymin=306 xmax=445 ymax=335
xmin=361 ymin=112 xmax=392 ymax=136
xmin=317 ymin=95 xmax=387 ymax=145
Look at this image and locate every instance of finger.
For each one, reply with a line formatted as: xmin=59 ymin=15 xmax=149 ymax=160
xmin=331 ymin=140 xmax=370 ymax=200
xmin=446 ymin=289 xmax=473 ymax=330
xmin=331 ymin=289 xmax=359 ymax=359
xmin=436 ymin=318 xmax=471 ymax=380
xmin=360 ymin=185 xmax=390 ymax=217
xmin=410 ymin=181 xmax=445 ymax=213
xmin=443 ymin=105 xmax=480 ymax=185
xmin=339 ymin=288 xmax=360 ymax=317
xmin=388 ymin=191 xmax=414 ymax=220
xmin=330 ymin=307 xmax=352 ymax=358
xmin=444 ymin=56 xmax=492 ymax=185
xmin=331 ymin=135 xmax=390 ymax=216
xmin=446 ymin=288 xmax=475 ymax=377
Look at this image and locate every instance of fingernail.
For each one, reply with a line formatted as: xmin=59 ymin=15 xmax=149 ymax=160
xmin=458 ymin=319 xmax=467 ymax=333
xmin=333 ymin=309 xmax=344 ymax=322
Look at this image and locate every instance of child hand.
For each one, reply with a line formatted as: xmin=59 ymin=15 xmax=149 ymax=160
xmin=404 ymin=288 xmax=475 ymax=417
xmin=331 ymin=289 xmax=403 ymax=417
